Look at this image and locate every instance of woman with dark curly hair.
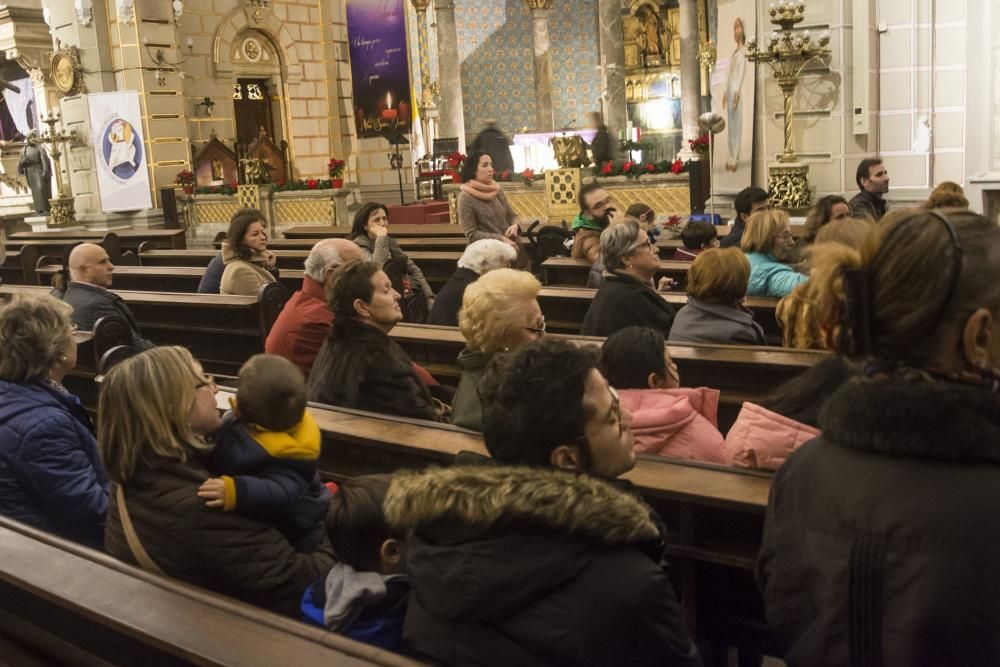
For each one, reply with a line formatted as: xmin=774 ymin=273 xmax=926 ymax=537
xmin=219 ymin=208 xmax=278 ymax=296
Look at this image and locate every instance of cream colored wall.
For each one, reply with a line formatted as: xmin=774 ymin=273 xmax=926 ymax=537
xmin=752 ymin=0 xmax=969 ymax=204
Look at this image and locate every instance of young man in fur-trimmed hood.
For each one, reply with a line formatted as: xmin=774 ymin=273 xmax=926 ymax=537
xmin=387 ymin=339 xmax=701 ymax=666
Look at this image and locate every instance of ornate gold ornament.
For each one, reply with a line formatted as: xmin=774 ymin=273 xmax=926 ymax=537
xmin=48 ymin=196 xmax=77 ymax=228
xmin=550 ymin=135 xmax=590 ymax=168
xmin=767 ymin=164 xmax=811 ymax=209
xmin=50 ymin=46 xmax=86 ymax=97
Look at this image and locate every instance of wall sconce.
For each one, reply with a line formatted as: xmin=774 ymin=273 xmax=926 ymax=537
xmin=195 ymin=96 xmax=215 ymax=117
xmin=172 ymin=0 xmax=183 ymax=26
xmin=118 ymin=0 xmax=134 ymax=25
xmin=74 ymin=0 xmax=94 ymax=26
xmin=143 ymin=36 xmax=193 ymax=86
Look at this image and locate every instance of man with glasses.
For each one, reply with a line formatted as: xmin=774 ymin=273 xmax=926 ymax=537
xmin=393 ymin=339 xmax=701 ymax=666
xmin=571 ymin=182 xmax=625 ymax=263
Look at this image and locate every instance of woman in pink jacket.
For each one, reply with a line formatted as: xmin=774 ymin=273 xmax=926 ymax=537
xmin=725 ymin=356 xmax=856 ymax=469
xmin=600 ymin=326 xmax=729 ymax=464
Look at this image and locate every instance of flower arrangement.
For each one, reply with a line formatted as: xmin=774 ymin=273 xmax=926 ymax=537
xmin=496 ymin=168 xmax=544 ymax=186
xmin=444 ymin=151 xmax=466 ymax=171
xmin=521 ymin=168 xmax=538 ymax=186
xmin=327 ymin=158 xmax=346 ymax=179
xmin=273 ymin=178 xmax=337 ymax=192
xmin=688 ymin=133 xmax=710 ymax=157
xmin=175 ymin=170 xmax=195 ymax=186
xmin=594 ymin=159 xmax=689 ymax=178
xmin=194 ymin=183 xmax=237 ymax=195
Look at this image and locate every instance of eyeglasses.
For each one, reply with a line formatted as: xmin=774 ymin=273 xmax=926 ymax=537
xmin=627 ymin=238 xmax=655 ymax=254
xmin=575 ymin=384 xmax=624 ymax=445
xmin=194 ymin=372 xmax=216 ymax=390
xmin=524 ymin=317 xmax=546 ymax=336
xmin=773 ymin=230 xmax=794 ymax=241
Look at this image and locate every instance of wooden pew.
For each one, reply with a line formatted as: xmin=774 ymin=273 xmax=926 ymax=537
xmin=389 ymin=323 xmax=825 ymax=431
xmin=283 ymin=223 xmax=464 ymax=239
xmin=543 ymin=256 xmax=693 ymax=289
xmin=0 ymin=517 xmax=420 ymax=666
xmin=211 ymin=388 xmax=775 ymax=657
xmin=4 ymin=234 xmax=125 ymax=266
xmin=0 ymin=245 xmax=38 ymax=284
xmin=0 ymin=284 xmax=287 ymax=376
xmin=536 ymin=285 xmax=781 ymax=340
xmin=8 ymin=228 xmax=186 ymax=250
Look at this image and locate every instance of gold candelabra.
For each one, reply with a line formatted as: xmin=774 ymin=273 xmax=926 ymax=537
xmin=39 ymin=112 xmax=80 ymax=227
xmin=746 ymin=1 xmax=830 ymax=207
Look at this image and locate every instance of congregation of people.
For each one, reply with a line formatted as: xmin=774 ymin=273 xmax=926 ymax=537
xmin=4 ymin=147 xmax=999 ymax=665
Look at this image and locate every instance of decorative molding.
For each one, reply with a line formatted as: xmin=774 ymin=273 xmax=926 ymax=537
xmin=50 ymin=45 xmax=86 ymax=97
xmin=212 ymin=7 xmax=302 ymax=83
xmin=523 ymin=0 xmax=552 ymax=10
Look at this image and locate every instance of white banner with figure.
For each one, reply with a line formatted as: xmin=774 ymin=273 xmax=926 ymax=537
xmin=88 ymin=91 xmax=152 ymax=212
xmin=711 ymin=0 xmax=756 ymax=194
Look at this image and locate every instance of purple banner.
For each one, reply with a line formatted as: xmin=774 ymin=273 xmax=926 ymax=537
xmin=347 ymin=0 xmax=412 ymax=138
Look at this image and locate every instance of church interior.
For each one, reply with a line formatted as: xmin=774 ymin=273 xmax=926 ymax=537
xmin=1 ymin=0 xmax=999 ymax=665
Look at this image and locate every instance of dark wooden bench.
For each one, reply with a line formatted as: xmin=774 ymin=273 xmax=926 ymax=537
xmin=389 ymin=323 xmax=825 ymax=432
xmin=8 ymin=228 xmax=186 ymax=250
xmin=283 ymin=223 xmax=465 ymax=239
xmin=0 ymin=284 xmax=287 ymax=377
xmin=4 ymin=234 xmax=126 ymax=266
xmin=0 ymin=245 xmax=38 ymax=284
xmin=536 ymin=285 xmax=781 ymax=340
xmin=0 ymin=517 xmax=420 ymax=666
xmin=211 ymin=387 xmax=775 ymax=658
xmin=542 ymin=256 xmax=693 ymax=289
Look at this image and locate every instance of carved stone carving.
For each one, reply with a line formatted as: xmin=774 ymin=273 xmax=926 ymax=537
xmin=767 ymin=163 xmax=811 ymax=209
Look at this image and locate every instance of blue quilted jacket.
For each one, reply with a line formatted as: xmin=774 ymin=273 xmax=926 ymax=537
xmin=0 ymin=380 xmax=108 ymax=549
xmin=746 ymin=252 xmax=809 ymax=298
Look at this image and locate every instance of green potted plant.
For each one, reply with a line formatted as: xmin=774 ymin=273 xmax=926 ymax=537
xmin=327 ymin=158 xmax=346 ymax=188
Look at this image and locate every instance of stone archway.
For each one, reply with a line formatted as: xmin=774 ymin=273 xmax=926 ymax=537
xmin=212 ymin=6 xmax=303 ymax=83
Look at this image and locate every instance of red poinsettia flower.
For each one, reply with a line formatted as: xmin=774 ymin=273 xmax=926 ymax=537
xmin=670 ymin=159 xmax=684 ymax=174
xmin=600 ymin=162 xmax=614 ymax=175
xmin=645 ymin=163 xmax=655 ymax=172
xmin=623 ymin=160 xmax=635 ymax=172
xmin=306 ymin=178 xmax=318 ymax=189
xmin=499 ymin=170 xmax=511 ymax=181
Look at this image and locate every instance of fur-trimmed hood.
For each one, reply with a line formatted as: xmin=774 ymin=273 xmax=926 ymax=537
xmin=386 ymin=465 xmax=663 ymax=624
xmin=385 ymin=465 xmax=659 ymax=545
xmin=820 ymin=377 xmax=1000 ymax=463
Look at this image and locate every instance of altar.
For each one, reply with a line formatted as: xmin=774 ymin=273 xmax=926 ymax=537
xmin=511 ymin=129 xmax=598 ymax=172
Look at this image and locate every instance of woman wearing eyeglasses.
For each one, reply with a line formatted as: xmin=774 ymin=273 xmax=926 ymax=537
xmin=740 ymin=209 xmax=807 ymax=298
xmin=453 ymin=268 xmax=544 ymax=431
xmin=581 ymin=219 xmax=677 ymax=338
xmin=0 ymin=294 xmax=108 ymax=549
xmin=101 ymin=346 xmax=334 ymax=616
xmin=759 ymin=209 xmax=1000 ymax=665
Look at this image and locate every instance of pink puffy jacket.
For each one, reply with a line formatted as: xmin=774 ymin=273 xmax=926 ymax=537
xmin=619 ymin=387 xmax=729 ymax=464
xmin=724 ymin=402 xmax=820 ymax=470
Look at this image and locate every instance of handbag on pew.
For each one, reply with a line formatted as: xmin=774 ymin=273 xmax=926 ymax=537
xmin=116 ymin=484 xmax=167 ymax=576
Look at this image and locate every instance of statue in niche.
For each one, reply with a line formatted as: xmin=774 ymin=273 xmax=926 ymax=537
xmin=211 ymin=157 xmax=223 ymax=181
xmin=18 ymin=131 xmax=51 ymax=214
xmin=640 ymin=8 xmax=664 ymax=59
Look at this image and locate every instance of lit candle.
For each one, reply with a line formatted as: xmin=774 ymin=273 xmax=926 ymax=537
xmin=380 ymin=92 xmax=398 ymax=122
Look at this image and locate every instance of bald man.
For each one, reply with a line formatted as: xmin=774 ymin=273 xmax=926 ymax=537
xmin=61 ymin=243 xmax=154 ymax=350
xmin=264 ymin=239 xmax=363 ymax=376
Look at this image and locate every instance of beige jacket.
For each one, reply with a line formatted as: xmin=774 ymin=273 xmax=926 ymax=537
xmin=219 ymin=242 xmax=276 ymax=296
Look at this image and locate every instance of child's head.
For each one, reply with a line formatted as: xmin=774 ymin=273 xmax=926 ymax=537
xmin=681 ymin=221 xmax=719 ymax=250
xmin=326 ymin=474 xmax=405 ymax=575
xmin=236 ymin=354 xmax=307 ymax=432
xmin=599 ymin=326 xmax=680 ymax=390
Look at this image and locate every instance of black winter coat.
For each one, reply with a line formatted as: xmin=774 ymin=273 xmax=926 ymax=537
xmin=427 ymin=268 xmax=479 ymax=326
xmin=759 ymin=376 xmax=1000 ymax=666
xmin=581 ymin=272 xmax=676 ymax=337
xmin=62 ymin=281 xmax=154 ymax=350
xmin=307 ymin=317 xmax=439 ymax=421
xmin=104 ymin=454 xmax=334 ymax=617
xmin=386 ymin=465 xmax=701 ymax=666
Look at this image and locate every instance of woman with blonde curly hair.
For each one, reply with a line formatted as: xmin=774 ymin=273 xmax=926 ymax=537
xmin=101 ymin=346 xmax=334 ymax=616
xmin=742 ymin=209 xmax=808 ymax=297
xmin=0 ymin=293 xmax=107 ymax=549
xmin=452 ymin=268 xmax=543 ymax=430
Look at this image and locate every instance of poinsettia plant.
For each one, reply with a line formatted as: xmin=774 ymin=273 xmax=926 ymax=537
xmin=327 ymin=158 xmax=346 ymax=179
xmin=593 ymin=159 xmax=690 ymax=178
xmin=444 ymin=151 xmax=466 ymax=171
xmin=688 ymin=133 xmax=710 ymax=157
xmin=175 ymin=170 xmax=195 ymax=186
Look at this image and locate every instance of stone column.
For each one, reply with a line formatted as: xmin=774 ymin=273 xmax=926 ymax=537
xmin=678 ymin=0 xmax=702 ymax=158
xmin=597 ymin=0 xmax=626 ymax=139
xmin=411 ymin=0 xmax=438 ymax=154
xmin=525 ymin=0 xmax=554 ymax=132
xmin=433 ymin=0 xmax=466 ymax=151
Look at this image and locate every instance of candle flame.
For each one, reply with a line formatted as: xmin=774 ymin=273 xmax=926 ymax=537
xmin=387 ymin=93 xmax=392 ymax=107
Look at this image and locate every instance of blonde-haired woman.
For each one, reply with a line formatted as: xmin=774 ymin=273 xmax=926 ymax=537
xmin=669 ymin=247 xmax=766 ymax=345
xmin=453 ymin=268 xmax=543 ymax=430
xmin=741 ymin=209 xmax=808 ymax=297
xmin=0 ymin=293 xmax=107 ymax=549
xmin=100 ymin=346 xmax=334 ymax=616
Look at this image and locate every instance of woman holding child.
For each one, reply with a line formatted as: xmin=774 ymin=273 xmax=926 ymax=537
xmin=101 ymin=346 xmax=334 ymax=616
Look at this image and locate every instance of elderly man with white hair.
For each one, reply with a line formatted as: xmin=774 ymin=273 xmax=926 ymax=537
xmin=264 ymin=238 xmax=363 ymax=377
xmin=427 ymin=238 xmax=518 ymax=326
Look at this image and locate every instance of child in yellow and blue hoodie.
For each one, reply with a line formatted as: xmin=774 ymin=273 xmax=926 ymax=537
xmin=197 ymin=354 xmax=329 ymax=552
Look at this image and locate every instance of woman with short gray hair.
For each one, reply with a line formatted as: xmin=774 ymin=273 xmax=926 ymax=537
xmin=428 ymin=239 xmax=517 ymax=326
xmin=581 ymin=219 xmax=677 ymax=337
xmin=0 ymin=293 xmax=108 ymax=548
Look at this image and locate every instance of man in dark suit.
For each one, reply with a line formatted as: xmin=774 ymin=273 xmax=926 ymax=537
xmin=61 ymin=243 xmax=154 ymax=350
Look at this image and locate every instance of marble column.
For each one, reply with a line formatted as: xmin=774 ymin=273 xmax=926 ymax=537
xmin=526 ymin=0 xmax=554 ymax=132
xmin=597 ymin=0 xmax=626 ymax=139
xmin=433 ymin=0 xmax=466 ymax=151
xmin=410 ymin=0 xmax=438 ymax=154
xmin=678 ymin=0 xmax=702 ymax=158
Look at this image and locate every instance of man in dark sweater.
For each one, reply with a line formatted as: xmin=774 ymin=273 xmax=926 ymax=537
xmin=469 ymin=120 xmax=514 ymax=174
xmin=719 ymin=186 xmax=770 ymax=248
xmin=849 ymin=157 xmax=890 ymax=220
